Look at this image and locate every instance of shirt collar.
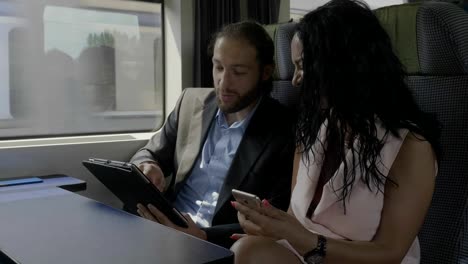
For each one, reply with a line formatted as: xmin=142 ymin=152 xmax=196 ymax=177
xmin=215 ymin=96 xmax=263 ymax=132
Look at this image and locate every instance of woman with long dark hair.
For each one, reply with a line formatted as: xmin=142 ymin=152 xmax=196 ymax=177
xmin=230 ymin=0 xmax=440 ymax=263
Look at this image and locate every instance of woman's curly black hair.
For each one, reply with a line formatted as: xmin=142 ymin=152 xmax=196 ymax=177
xmin=295 ymin=0 xmax=441 ymax=207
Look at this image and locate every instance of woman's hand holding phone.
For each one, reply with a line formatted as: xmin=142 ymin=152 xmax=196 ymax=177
xmin=231 ymin=189 xmax=262 ymax=209
xmin=232 ymin=199 xmax=315 ymax=253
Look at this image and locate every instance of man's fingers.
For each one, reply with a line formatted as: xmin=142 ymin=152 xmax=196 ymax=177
xmin=138 ymin=164 xmax=151 ymax=176
xmin=138 ymin=163 xmax=165 ymax=192
xmin=137 ymin=203 xmax=159 ymax=222
xmin=148 ymin=175 xmax=164 ymax=191
xmin=148 ymin=177 xmax=164 ymax=192
xmin=147 ymin=204 xmax=176 ymax=228
xmin=148 ymin=172 xmax=165 ymax=192
xmin=182 ymin=213 xmax=196 ymax=225
xmin=137 ymin=164 xmax=145 ymax=171
xmin=155 ymin=181 xmax=165 ymax=192
xmin=137 ymin=204 xmax=182 ymax=232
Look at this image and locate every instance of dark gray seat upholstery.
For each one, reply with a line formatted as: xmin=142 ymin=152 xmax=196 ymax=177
xmin=377 ymin=2 xmax=468 ymax=263
xmin=411 ymin=3 xmax=468 ymax=264
xmin=264 ymin=22 xmax=299 ymax=107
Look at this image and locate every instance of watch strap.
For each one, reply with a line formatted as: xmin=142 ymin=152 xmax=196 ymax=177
xmin=303 ymin=235 xmax=327 ymax=264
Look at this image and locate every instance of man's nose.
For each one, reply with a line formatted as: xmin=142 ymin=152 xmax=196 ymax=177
xmin=219 ymin=72 xmax=232 ymax=89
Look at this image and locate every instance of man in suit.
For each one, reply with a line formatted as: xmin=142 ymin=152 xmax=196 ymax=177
xmin=133 ymin=21 xmax=295 ymax=248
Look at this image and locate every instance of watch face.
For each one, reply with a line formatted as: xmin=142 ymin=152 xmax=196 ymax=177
xmin=305 ymin=254 xmax=323 ymax=264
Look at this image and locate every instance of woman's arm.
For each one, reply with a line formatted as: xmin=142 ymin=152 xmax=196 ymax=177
xmin=235 ymin=134 xmax=436 ymax=263
xmin=288 ymin=150 xmax=302 ymax=215
xmin=322 ymin=133 xmax=436 ymax=263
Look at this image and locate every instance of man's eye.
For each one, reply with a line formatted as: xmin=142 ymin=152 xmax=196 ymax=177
xmin=234 ymin=71 xmax=247 ymax=75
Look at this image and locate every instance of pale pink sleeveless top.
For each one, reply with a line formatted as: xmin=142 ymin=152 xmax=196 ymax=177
xmin=290 ymin=120 xmax=420 ymax=263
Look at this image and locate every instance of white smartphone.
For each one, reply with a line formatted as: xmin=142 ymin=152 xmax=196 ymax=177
xmin=232 ymin=189 xmax=262 ymax=208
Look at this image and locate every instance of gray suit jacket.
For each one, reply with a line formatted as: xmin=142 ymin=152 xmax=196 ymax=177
xmin=131 ymin=88 xmax=295 ymax=247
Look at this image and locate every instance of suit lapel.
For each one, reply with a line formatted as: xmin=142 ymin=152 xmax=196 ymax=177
xmin=214 ymin=98 xmax=273 ymax=215
xmin=175 ymin=95 xmax=217 ymax=184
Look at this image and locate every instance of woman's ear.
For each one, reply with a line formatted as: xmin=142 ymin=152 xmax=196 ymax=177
xmin=262 ymin=64 xmax=275 ymax=81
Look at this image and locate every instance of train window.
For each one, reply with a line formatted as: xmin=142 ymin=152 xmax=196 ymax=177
xmin=291 ymin=0 xmax=407 ymax=19
xmin=0 ymin=0 xmax=164 ymax=139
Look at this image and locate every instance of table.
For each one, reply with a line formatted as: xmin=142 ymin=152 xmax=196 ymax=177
xmin=0 ymin=179 xmax=233 ymax=264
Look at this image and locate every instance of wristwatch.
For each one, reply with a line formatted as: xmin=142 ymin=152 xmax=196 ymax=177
xmin=303 ymin=235 xmax=327 ymax=264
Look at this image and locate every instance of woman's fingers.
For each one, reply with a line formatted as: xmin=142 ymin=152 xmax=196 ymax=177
xmin=234 ymin=200 xmax=288 ymax=220
xmin=237 ymin=211 xmax=263 ymax=235
xmin=230 ymin=233 xmax=247 ymax=240
xmin=234 ymin=202 xmax=271 ymax=228
xmin=234 ymin=201 xmax=284 ymax=221
xmin=242 ymin=218 xmax=263 ymax=235
xmin=260 ymin=201 xmax=287 ymax=220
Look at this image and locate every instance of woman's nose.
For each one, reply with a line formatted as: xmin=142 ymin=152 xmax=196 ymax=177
xmin=292 ymin=72 xmax=302 ymax=87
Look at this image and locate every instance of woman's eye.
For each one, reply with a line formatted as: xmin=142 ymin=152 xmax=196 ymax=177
xmin=297 ymin=61 xmax=303 ymax=70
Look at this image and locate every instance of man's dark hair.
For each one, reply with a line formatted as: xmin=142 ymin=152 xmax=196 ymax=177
xmin=208 ymin=21 xmax=275 ymax=94
xmin=295 ymin=0 xmax=441 ymax=210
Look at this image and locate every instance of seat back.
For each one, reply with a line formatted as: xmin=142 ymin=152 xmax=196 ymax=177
xmin=376 ymin=2 xmax=468 ymax=263
xmin=264 ymin=22 xmax=299 ymax=107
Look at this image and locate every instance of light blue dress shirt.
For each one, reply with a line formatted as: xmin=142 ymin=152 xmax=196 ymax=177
xmin=173 ymin=101 xmax=260 ymax=227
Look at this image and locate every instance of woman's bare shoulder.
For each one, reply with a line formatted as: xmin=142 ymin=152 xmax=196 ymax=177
xmin=403 ymin=132 xmax=433 ymax=153
xmin=389 ymin=131 xmax=436 ymax=182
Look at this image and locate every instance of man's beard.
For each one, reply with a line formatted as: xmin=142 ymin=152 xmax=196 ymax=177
xmin=216 ymin=80 xmax=264 ymax=114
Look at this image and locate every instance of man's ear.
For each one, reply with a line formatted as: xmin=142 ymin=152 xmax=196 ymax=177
xmin=262 ymin=64 xmax=275 ymax=81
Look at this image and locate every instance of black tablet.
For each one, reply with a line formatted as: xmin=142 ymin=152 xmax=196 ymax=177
xmin=82 ymin=158 xmax=189 ymax=227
